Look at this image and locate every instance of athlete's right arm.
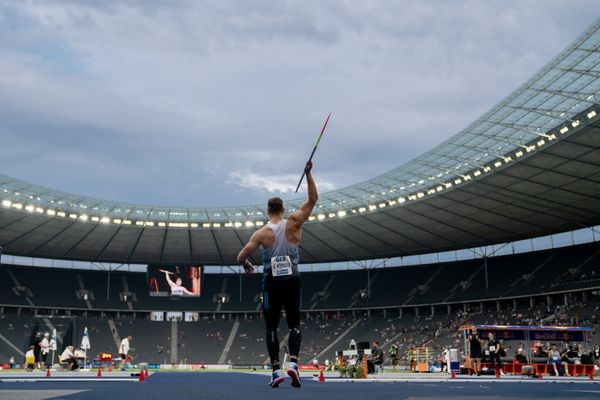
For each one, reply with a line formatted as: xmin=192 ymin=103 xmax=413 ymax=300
xmin=163 ymin=270 xmax=176 ymax=288
xmin=288 ymin=161 xmax=318 ymax=228
xmin=237 ymin=230 xmax=264 ymax=274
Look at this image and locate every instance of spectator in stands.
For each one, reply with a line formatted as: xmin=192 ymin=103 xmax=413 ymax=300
xmin=61 ymin=345 xmax=78 ymax=371
xmin=40 ymin=332 xmax=50 ymax=368
xmin=468 ymin=330 xmax=482 ymax=375
xmin=9 ymin=356 xmax=15 ymax=369
xmin=119 ymin=335 xmax=133 ymax=371
xmin=535 ymin=345 xmax=547 ymax=358
xmin=486 ymin=333 xmax=504 ymax=375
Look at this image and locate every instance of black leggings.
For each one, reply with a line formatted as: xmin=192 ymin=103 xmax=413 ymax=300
xmin=263 ymin=277 xmax=302 ymax=367
xmin=489 ymin=352 xmax=501 ymax=370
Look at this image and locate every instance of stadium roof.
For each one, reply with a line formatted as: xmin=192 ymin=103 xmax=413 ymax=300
xmin=1 ymin=20 xmax=600 ymax=266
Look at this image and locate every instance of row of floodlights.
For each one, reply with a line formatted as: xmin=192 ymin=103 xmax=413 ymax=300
xmin=0 ymin=110 xmax=596 ymax=228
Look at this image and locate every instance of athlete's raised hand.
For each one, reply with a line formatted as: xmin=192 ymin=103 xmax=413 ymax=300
xmin=242 ymin=260 xmax=254 ymax=274
xmin=304 ymin=160 xmax=313 ymax=175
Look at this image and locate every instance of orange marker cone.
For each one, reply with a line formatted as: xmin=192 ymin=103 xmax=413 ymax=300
xmin=139 ymin=370 xmax=145 ymax=382
xmin=46 ymin=368 xmax=51 ymax=378
xmin=319 ymin=370 xmax=325 ymax=382
xmin=97 ymin=368 xmax=102 ymax=377
xmin=451 ymin=370 xmax=456 ymax=379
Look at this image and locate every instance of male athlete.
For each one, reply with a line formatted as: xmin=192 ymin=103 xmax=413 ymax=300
xmin=237 ymin=160 xmax=317 ymax=388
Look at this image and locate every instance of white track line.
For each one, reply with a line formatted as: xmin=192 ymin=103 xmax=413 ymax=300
xmin=0 ymin=378 xmax=140 ymax=382
xmin=313 ymin=377 xmax=599 ymax=384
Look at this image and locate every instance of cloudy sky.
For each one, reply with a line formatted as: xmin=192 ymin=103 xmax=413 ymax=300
xmin=0 ymin=1 xmax=597 ymax=208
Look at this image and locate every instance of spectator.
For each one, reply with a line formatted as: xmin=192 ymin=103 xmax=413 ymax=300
xmin=9 ymin=356 xmax=15 ymax=369
xmin=549 ymin=343 xmax=570 ymax=377
xmin=33 ymin=332 xmax=42 ymax=369
xmin=389 ymin=344 xmax=399 ymax=371
xmin=370 ymin=341 xmax=384 ymax=373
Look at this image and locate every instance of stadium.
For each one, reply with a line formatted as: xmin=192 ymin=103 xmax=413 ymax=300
xmin=0 ymin=3 xmax=600 ymax=400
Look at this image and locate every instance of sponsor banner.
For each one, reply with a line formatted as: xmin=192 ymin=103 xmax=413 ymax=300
xmin=529 ymin=330 xmax=585 ymax=342
xmin=298 ymin=364 xmax=323 ymax=370
xmin=159 ymin=363 xmax=231 ymax=370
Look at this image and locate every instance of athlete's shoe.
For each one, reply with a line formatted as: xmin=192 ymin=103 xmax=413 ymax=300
xmin=269 ymin=370 xmax=286 ymax=388
xmin=287 ymin=362 xmax=301 ymax=388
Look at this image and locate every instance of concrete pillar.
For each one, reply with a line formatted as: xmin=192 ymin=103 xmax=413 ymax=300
xmin=479 ymin=302 xmax=484 ymax=312
xmin=383 ymin=309 xmax=387 ymax=318
xmin=564 ymin=294 xmax=569 ymax=307
xmin=496 ymin=301 xmax=501 ymax=312
xmin=399 ymin=308 xmax=403 ymax=318
xmin=582 ymin=292 xmax=589 ymax=303
xmin=431 ymin=306 xmax=435 ymax=317
xmin=530 ymin=297 xmax=535 ymax=309
xmin=546 ymin=296 xmax=553 ymax=307
xmin=463 ymin=303 xmax=468 ymax=313
xmin=512 ymin=299 xmax=518 ymax=310
xmin=447 ymin=305 xmax=452 ymax=315
xmin=415 ymin=307 xmax=420 ymax=316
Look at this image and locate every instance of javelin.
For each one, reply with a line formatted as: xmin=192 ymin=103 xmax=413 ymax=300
xmin=158 ymin=269 xmax=174 ymax=275
xmin=294 ymin=112 xmax=332 ymax=193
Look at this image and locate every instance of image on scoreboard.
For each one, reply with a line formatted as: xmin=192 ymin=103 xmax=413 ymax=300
xmin=148 ymin=266 xmax=203 ymax=297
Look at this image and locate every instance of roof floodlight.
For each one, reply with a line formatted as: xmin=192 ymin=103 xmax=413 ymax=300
xmin=13 ymin=203 xmax=22 ymax=209
xmin=483 ymin=166 xmax=492 ymax=172
xmin=212 ymin=223 xmax=221 ymax=228
xmin=46 ymin=209 xmax=56 ymax=216
xmin=91 ymin=216 xmax=99 ymax=222
xmin=359 ymin=207 xmax=367 ymax=212
xmin=67 ymin=213 xmax=77 ymax=219
xmin=256 ymin=221 xmax=264 ymax=226
xmin=571 ymin=120 xmax=580 ymax=128
xmin=57 ymin=211 xmax=66 ymax=217
xmin=368 ymin=205 xmax=377 ymax=211
xmin=473 ymin=170 xmax=482 ymax=177
xmin=548 ymin=133 xmax=557 ymax=140
xmin=378 ymin=203 xmax=386 ymax=208
xmin=427 ymin=189 xmax=435 ymax=195
xmin=560 ymin=126 xmax=569 ymax=134
xmin=136 ymin=221 xmax=144 ymax=226
xmin=202 ymin=223 xmax=211 ymax=228
xmin=537 ymin=140 xmax=545 ymax=147
xmin=328 ymin=213 xmax=336 ymax=218
xmin=308 ymin=216 xmax=316 ymax=221
xmin=317 ymin=214 xmax=326 ymax=220
xmin=1 ymin=200 xmax=11 ymax=207
xmin=444 ymin=182 xmax=453 ymax=189
xmin=100 ymin=217 xmax=110 ymax=224
xmin=417 ymin=192 xmax=424 ymax=198
xmin=388 ymin=200 xmax=396 ymax=206
xmin=436 ymin=186 xmax=443 ymax=192
xmin=113 ymin=218 xmax=122 ymax=224
xmin=224 ymin=222 xmax=233 ymax=227
xmin=157 ymin=222 xmax=166 ymax=227
xmin=454 ymin=179 xmax=462 ymax=184
xmin=515 ymin=150 xmax=524 ymax=158
xmin=245 ymin=221 xmax=254 ymax=227
xmin=587 ymin=110 xmax=596 ymax=119
xmin=398 ymin=197 xmax=406 ymax=203
xmin=494 ymin=161 xmax=502 ymax=167
xmin=234 ymin=222 xmax=242 ymax=228
xmin=35 ymin=207 xmax=44 ymax=213
xmin=79 ymin=214 xmax=88 ymax=221
xmin=25 ymin=205 xmax=34 ymax=212
xmin=123 ymin=220 xmax=132 ymax=225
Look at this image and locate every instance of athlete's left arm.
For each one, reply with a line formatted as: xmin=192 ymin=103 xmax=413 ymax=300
xmin=237 ymin=230 xmax=263 ymax=274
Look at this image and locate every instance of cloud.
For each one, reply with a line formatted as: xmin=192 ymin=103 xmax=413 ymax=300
xmin=0 ymin=1 xmax=597 ymax=207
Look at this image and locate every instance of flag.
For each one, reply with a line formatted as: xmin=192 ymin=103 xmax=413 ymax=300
xmin=49 ymin=328 xmax=57 ymax=351
xmin=81 ymin=326 xmax=90 ymax=350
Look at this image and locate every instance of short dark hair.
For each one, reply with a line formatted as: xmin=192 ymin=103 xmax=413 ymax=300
xmin=267 ymin=197 xmax=284 ymax=215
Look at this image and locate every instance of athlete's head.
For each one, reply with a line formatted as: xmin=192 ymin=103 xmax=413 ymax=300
xmin=267 ymin=197 xmax=284 ymax=216
xmin=373 ymin=341 xmax=380 ymax=348
xmin=176 ymin=277 xmax=183 ymax=286
xmin=488 ymin=332 xmax=494 ymax=340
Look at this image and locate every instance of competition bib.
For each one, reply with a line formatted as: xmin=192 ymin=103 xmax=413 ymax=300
xmin=271 ymin=255 xmax=293 ymax=277
xmin=489 ymin=345 xmax=496 ymax=352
